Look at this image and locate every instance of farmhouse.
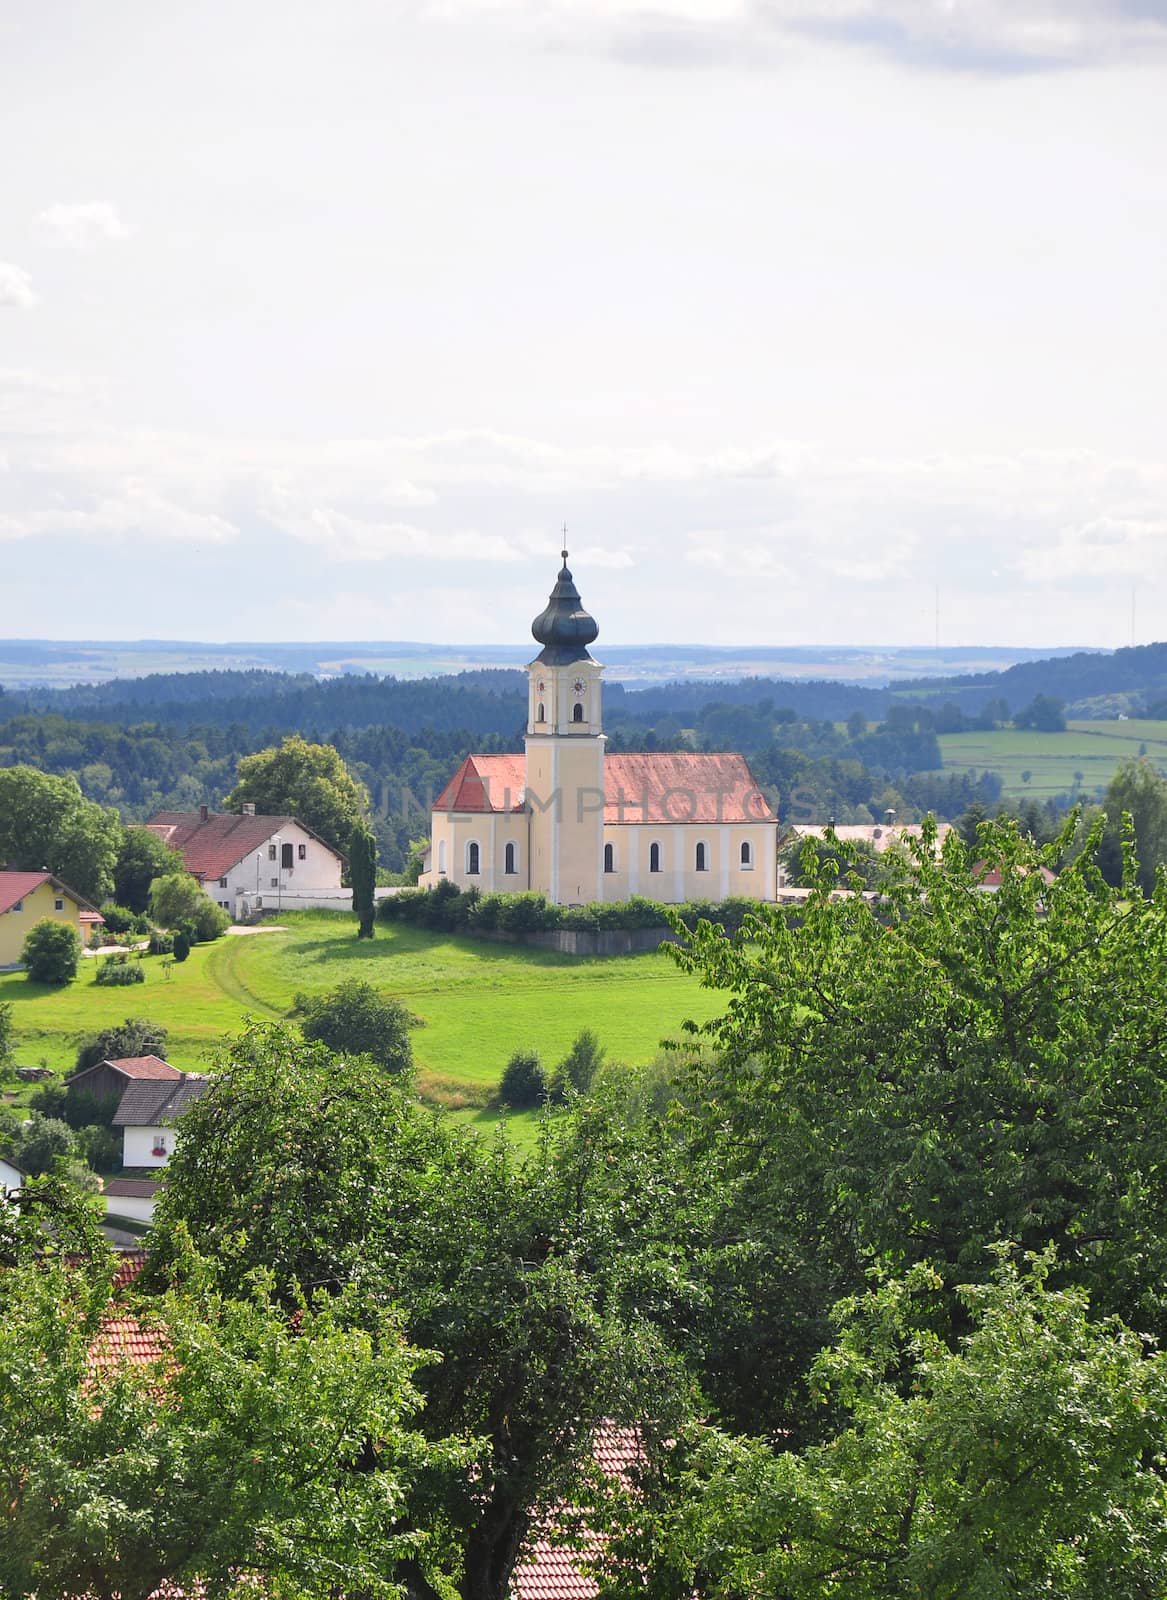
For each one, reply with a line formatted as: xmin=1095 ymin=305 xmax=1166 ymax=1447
xmin=67 ymin=1052 xmax=181 ymax=1104
xmin=420 ymin=553 xmax=777 ymax=905
xmin=143 ymin=805 xmax=345 ymax=918
xmin=0 ymin=870 xmax=104 ymax=968
xmin=112 ymin=1073 xmax=208 ymax=1171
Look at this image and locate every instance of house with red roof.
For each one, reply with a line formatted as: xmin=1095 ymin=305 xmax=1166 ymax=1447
xmin=420 ymin=554 xmax=777 ymax=905
xmin=0 ymin=870 xmax=104 ymax=969
xmin=141 ymin=804 xmax=345 ymax=919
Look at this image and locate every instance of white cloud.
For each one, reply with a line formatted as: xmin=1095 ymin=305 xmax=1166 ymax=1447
xmin=0 ymin=263 xmax=37 ymax=309
xmin=34 ymin=202 xmax=133 ymax=251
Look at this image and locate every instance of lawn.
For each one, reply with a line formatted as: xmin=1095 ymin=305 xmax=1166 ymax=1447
xmin=939 ymin=720 xmax=1167 ymax=799
xmin=0 ymin=916 xmax=729 ymax=1124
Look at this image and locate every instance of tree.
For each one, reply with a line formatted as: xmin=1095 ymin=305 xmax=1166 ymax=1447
xmin=1099 ymin=757 xmax=1167 ymax=897
xmin=74 ymin=1017 xmax=169 ymax=1076
xmin=0 ymin=765 xmax=123 ymax=904
xmin=297 ymin=979 xmax=414 ymax=1073
xmin=21 ymin=919 xmax=81 ymax=984
xmin=499 ymin=1049 xmax=547 ymax=1108
xmin=4 ymin=1112 xmax=75 ymax=1175
xmin=597 ymin=1257 xmax=1167 ymax=1600
xmin=351 ymin=819 xmax=377 ymax=939
xmin=0 ymin=1000 xmax=13 ymax=1073
xmin=0 ymin=1195 xmax=463 ymax=1600
xmin=551 ymin=1028 xmax=605 ymax=1098
xmin=666 ymin=816 xmax=1167 ymax=1437
xmin=113 ymin=826 xmax=184 ymax=913
xmin=225 ymin=734 xmax=369 ymax=855
xmin=149 ymin=1027 xmax=702 ymax=1600
xmin=147 ymin=872 xmax=230 ymax=941
xmin=1014 ymin=693 xmax=1066 ymax=732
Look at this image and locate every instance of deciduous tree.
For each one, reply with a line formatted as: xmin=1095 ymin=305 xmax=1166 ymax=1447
xmin=0 ymin=765 xmax=122 ymax=904
xmin=113 ymin=825 xmax=184 ymax=913
xmin=225 ymin=734 xmax=369 ymax=854
xmin=297 ymin=978 xmax=414 ymax=1073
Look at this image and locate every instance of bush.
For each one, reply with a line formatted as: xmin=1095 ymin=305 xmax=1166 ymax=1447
xmin=22 ymin=919 xmax=81 ymax=985
xmin=97 ymin=904 xmax=149 ymax=936
xmin=147 ymin=929 xmax=174 ymax=956
xmin=296 ymin=979 xmax=415 ymax=1074
xmin=94 ymin=954 xmax=146 ymax=987
xmin=74 ymin=1018 xmax=168 ymax=1077
xmin=148 ymin=872 xmax=230 ymax=941
xmin=78 ymin=1122 xmax=122 ymax=1175
xmin=550 ymin=1029 xmax=606 ymax=1101
xmin=172 ymin=930 xmax=191 ymax=963
xmin=7 ymin=1112 xmax=75 ymax=1175
xmin=378 ymin=883 xmax=757 ymax=940
xmin=498 ymin=1050 xmax=547 ymax=1109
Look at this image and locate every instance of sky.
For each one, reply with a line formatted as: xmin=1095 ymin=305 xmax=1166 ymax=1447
xmin=1 ymin=0 xmax=1165 ymax=650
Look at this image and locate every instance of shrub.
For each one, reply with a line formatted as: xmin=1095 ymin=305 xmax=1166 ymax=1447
xmin=498 ymin=1050 xmax=547 ymax=1109
xmin=97 ymin=904 xmax=149 ymax=936
xmin=148 ymin=872 xmax=230 ymax=941
xmin=78 ymin=1122 xmax=123 ymax=1174
xmin=7 ymin=1112 xmax=75 ymax=1175
xmin=172 ymin=930 xmax=191 ymax=963
xmin=296 ymin=979 xmax=415 ymax=1075
xmin=94 ymin=954 xmax=146 ymax=987
xmin=22 ymin=919 xmax=81 ymax=985
xmin=148 ymin=929 xmax=174 ymax=956
xmin=550 ymin=1028 xmax=605 ymax=1101
xmin=74 ymin=1018 xmax=169 ymax=1077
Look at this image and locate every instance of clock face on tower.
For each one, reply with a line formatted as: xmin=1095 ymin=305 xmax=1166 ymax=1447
xmin=572 ymin=679 xmax=586 ymax=694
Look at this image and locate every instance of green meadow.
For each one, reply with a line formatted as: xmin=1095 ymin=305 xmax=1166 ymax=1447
xmin=0 ymin=915 xmax=728 ymax=1131
xmin=939 ymin=719 xmax=1167 ymax=799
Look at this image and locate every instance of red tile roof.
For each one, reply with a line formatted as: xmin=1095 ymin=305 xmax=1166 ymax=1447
xmin=144 ymin=811 xmax=344 ymax=883
xmin=434 ymin=752 xmax=773 ymax=825
xmin=434 ymin=755 xmax=528 ymax=813
xmin=604 ymin=751 xmax=772 ymax=825
xmin=107 ymin=1055 xmax=183 ymax=1080
xmin=0 ymin=869 xmax=101 ymax=915
xmin=511 ymin=1425 xmax=645 ymax=1600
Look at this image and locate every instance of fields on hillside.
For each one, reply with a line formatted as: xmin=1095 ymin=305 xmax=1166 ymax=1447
xmin=939 ymin=720 xmax=1167 ymax=799
xmin=0 ymin=916 xmax=728 ymax=1128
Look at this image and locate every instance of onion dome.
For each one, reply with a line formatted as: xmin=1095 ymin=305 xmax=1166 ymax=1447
xmin=530 ymin=550 xmax=599 ymax=664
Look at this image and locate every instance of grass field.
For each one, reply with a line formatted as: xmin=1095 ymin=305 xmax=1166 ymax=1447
xmin=0 ymin=916 xmax=728 ymax=1131
xmin=939 ymin=720 xmax=1167 ymax=799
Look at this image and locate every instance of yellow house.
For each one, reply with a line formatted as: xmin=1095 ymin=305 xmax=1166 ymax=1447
xmin=0 ymin=871 xmax=103 ymax=969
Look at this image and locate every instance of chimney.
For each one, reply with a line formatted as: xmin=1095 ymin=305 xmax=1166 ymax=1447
xmin=198 ymin=804 xmax=209 ymax=823
xmin=242 ymin=802 xmax=256 ymax=817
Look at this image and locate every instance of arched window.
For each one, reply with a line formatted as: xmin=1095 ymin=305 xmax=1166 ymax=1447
xmin=740 ymin=840 xmax=753 ymax=869
xmin=604 ymin=842 xmax=615 ymax=874
xmin=572 ymin=702 xmax=584 ymax=723
xmin=504 ymin=841 xmax=517 ymax=875
xmin=537 ymin=701 xmax=545 ymax=723
xmin=437 ymin=839 xmax=447 ymax=874
xmin=695 ymin=841 xmax=708 ymax=872
xmin=467 ymin=841 xmax=480 ymax=876
xmin=649 ymin=841 xmax=662 ymax=873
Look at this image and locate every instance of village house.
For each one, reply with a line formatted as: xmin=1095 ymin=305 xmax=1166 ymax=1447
xmin=0 ymin=870 xmax=104 ymax=969
xmin=67 ymin=1052 xmax=182 ymax=1105
xmin=142 ymin=805 xmax=346 ymax=920
xmin=420 ymin=553 xmax=778 ymax=906
xmin=102 ymin=1070 xmax=208 ymax=1225
xmin=0 ymin=1153 xmax=26 ymax=1198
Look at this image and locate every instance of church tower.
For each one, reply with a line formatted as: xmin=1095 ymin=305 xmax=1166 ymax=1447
xmin=525 ymin=551 xmax=606 ymax=905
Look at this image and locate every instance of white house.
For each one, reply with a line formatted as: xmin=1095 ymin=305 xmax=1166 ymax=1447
xmin=143 ymin=806 xmax=346 ymax=919
xmin=103 ymin=1177 xmax=163 ymax=1225
xmin=112 ymin=1075 xmax=208 ymax=1170
xmin=0 ymin=1154 xmax=25 ymax=1198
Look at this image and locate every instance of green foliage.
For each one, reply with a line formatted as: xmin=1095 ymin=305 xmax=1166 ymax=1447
xmin=94 ymin=953 xmax=146 ymax=986
xmin=498 ymin=1049 xmax=547 ymax=1108
xmin=0 ymin=999 xmax=13 ymax=1071
xmin=91 ymin=902 xmax=146 ymax=936
xmin=598 ymin=1256 xmax=1167 ymax=1600
xmin=350 ymin=818 xmax=377 ymax=940
xmin=381 ymin=885 xmax=758 ymax=938
xmin=0 ymin=764 xmax=123 ymax=904
xmin=74 ymin=1018 xmax=169 ymax=1077
xmin=0 ymin=1222 xmax=463 ymax=1599
xmin=295 ymin=977 xmax=414 ymax=1074
xmin=1099 ymin=756 xmax=1167 ymax=897
xmin=5 ymin=1112 xmax=75 ymax=1176
xmin=1014 ymin=692 xmax=1067 ymax=732
xmin=21 ymin=919 xmax=81 ymax=985
xmin=147 ymin=872 xmax=230 ymax=940
xmin=551 ymin=1028 xmax=605 ymax=1099
xmin=147 ymin=928 xmax=174 ymax=955
xmin=225 ymin=733 xmax=369 ymax=855
xmin=171 ymin=929 xmax=191 ymax=963
xmin=113 ymin=825 xmax=185 ymax=913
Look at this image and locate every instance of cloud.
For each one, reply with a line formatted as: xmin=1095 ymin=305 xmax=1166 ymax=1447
xmin=0 ymin=263 xmax=37 ymax=309
xmin=34 ymin=202 xmax=133 ymax=251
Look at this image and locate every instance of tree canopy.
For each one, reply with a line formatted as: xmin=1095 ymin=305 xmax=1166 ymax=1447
xmin=225 ymin=734 xmax=369 ymax=854
xmin=0 ymin=765 xmax=122 ymax=904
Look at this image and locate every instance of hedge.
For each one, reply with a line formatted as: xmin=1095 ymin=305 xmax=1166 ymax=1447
xmin=377 ymin=881 xmax=761 ymax=937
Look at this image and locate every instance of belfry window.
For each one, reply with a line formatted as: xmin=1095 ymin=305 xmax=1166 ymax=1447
xmin=467 ymin=841 xmax=481 ymax=876
xmin=604 ymin=842 xmax=615 ymax=874
xmin=504 ymin=841 xmax=518 ymax=875
xmin=695 ymin=841 xmax=708 ymax=872
xmin=649 ymin=842 xmax=662 ymax=873
xmin=537 ymin=702 xmax=545 ymax=723
xmin=572 ymin=702 xmax=584 ymax=723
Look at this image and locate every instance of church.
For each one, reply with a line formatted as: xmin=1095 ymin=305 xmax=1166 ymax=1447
xmin=419 ymin=553 xmax=778 ymax=906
